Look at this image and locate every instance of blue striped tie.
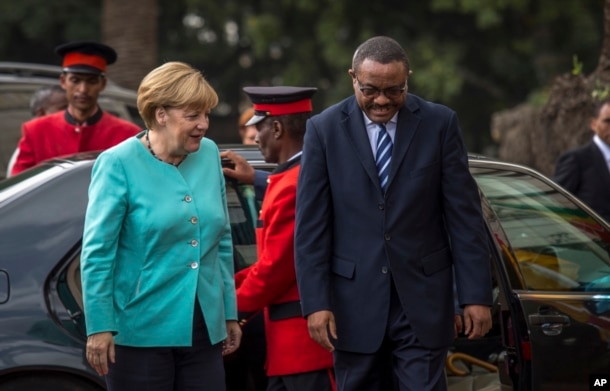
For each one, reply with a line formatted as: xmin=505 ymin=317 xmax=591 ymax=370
xmin=375 ymin=123 xmax=392 ymax=193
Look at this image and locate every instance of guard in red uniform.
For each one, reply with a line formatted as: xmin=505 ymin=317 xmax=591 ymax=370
xmin=234 ymin=86 xmax=335 ymax=391
xmin=11 ymin=41 xmax=140 ymax=175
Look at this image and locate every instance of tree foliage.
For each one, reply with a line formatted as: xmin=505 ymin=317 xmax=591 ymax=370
xmin=0 ymin=0 xmax=606 ymax=152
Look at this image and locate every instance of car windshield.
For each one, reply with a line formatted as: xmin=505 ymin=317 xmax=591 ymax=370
xmin=472 ymin=166 xmax=610 ymax=292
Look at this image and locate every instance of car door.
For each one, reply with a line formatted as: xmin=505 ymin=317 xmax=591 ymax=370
xmin=471 ymin=161 xmax=610 ymax=391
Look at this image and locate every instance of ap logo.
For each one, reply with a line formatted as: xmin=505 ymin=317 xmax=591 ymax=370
xmin=590 ymin=375 xmax=610 ymax=389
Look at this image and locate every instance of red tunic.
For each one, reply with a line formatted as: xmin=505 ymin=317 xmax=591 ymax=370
xmin=11 ymin=110 xmax=140 ymax=175
xmin=235 ymin=159 xmax=333 ymax=377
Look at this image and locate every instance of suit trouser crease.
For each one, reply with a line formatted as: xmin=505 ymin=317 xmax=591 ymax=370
xmin=333 ymin=282 xmax=448 ymax=391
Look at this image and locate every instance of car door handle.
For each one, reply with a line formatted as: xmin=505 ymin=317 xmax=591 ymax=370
xmin=528 ymin=314 xmax=570 ymax=336
xmin=528 ymin=314 xmax=570 ymax=325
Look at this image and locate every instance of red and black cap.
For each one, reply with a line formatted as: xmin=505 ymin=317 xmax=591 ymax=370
xmin=243 ymin=86 xmax=317 ymax=126
xmin=55 ymin=41 xmax=117 ymax=76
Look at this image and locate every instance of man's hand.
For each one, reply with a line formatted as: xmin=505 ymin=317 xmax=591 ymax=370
xmin=220 ymin=150 xmax=255 ymax=184
xmin=222 ymin=320 xmax=242 ymax=356
xmin=86 ymin=332 xmax=115 ymax=376
xmin=462 ymin=304 xmax=492 ymax=339
xmin=307 ymin=310 xmax=337 ymax=352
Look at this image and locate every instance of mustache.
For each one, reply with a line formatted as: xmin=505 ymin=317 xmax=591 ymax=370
xmin=368 ymin=103 xmax=395 ymax=110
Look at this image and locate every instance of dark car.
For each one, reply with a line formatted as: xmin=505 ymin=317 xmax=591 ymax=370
xmin=0 ymin=148 xmax=609 ymax=390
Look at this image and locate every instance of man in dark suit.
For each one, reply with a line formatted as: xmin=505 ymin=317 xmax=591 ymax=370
xmin=294 ymin=36 xmax=493 ymax=391
xmin=554 ymin=100 xmax=610 ymax=222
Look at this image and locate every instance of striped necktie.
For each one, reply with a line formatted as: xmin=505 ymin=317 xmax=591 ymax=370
xmin=375 ymin=123 xmax=392 ymax=193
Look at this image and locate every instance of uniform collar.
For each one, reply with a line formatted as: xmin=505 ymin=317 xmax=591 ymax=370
xmin=272 ymin=151 xmax=302 ymax=174
xmin=64 ymin=106 xmax=104 ymax=126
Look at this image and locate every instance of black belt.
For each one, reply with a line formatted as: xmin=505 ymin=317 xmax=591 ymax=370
xmin=268 ymin=300 xmax=302 ymax=321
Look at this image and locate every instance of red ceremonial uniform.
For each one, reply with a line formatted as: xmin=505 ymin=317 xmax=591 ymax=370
xmin=11 ymin=109 xmax=140 ymax=175
xmin=235 ymin=157 xmax=333 ymax=377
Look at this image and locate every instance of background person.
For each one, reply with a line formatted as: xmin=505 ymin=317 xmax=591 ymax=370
xmin=238 ymin=107 xmax=258 ymax=145
xmin=553 ymin=99 xmax=610 ymax=222
xmin=29 ymin=84 xmax=69 ymax=117
xmin=81 ymin=61 xmax=241 ymax=390
xmin=6 ymin=84 xmax=68 ymax=177
xmin=294 ymin=36 xmax=493 ymax=391
xmin=10 ymin=41 xmax=140 ymax=176
xmin=235 ymin=86 xmax=335 ymax=391
xmin=222 ymin=104 xmax=274 ymax=199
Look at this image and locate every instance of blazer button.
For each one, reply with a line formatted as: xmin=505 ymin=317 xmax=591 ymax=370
xmin=381 ymin=266 xmax=388 ymax=274
xmin=378 ymin=203 xmax=384 ymax=210
xmin=184 ymin=195 xmax=192 ymax=202
xmin=190 ymin=261 xmax=199 ymax=269
xmin=384 ymin=234 xmax=391 ymax=241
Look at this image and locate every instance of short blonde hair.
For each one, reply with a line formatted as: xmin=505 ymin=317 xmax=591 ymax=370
xmin=238 ymin=107 xmax=254 ymax=129
xmin=137 ymin=61 xmax=219 ymax=129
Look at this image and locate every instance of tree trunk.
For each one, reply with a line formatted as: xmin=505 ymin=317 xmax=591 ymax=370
xmin=595 ymin=0 xmax=610 ymax=74
xmin=101 ymin=0 xmax=158 ymax=90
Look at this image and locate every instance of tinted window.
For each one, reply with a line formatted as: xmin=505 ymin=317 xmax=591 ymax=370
xmin=225 ymin=180 xmax=260 ymax=271
xmin=472 ymin=167 xmax=610 ymax=292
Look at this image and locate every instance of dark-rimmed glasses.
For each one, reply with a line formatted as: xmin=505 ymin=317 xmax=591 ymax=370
xmin=355 ymin=76 xmax=407 ymax=99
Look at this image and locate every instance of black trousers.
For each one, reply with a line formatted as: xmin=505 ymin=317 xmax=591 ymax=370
xmin=105 ymin=303 xmax=225 ymax=391
xmin=266 ymin=368 xmax=335 ymax=391
xmin=333 ymin=284 xmax=448 ymax=391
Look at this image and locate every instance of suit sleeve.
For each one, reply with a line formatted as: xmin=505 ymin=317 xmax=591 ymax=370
xmin=294 ymin=119 xmax=333 ymax=316
xmin=81 ymin=152 xmax=127 ymax=335
xmin=553 ymin=152 xmax=580 ymax=194
xmin=440 ymin=111 xmax=492 ymax=307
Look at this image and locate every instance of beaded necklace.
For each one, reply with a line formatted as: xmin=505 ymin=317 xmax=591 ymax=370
xmin=145 ymin=129 xmax=186 ymax=167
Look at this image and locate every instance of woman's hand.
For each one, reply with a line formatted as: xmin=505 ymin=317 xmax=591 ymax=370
xmin=222 ymin=320 xmax=242 ymax=356
xmin=86 ymin=332 xmax=115 ymax=376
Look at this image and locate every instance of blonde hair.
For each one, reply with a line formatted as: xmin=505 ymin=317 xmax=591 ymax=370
xmin=137 ymin=61 xmax=219 ymax=129
xmin=238 ymin=107 xmax=254 ymax=129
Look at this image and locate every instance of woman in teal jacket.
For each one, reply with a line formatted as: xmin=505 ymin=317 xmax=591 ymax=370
xmin=81 ymin=61 xmax=241 ymax=390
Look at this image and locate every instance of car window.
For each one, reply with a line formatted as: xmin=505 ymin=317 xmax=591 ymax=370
xmin=226 ymin=179 xmax=260 ymax=271
xmin=472 ymin=166 xmax=610 ymax=292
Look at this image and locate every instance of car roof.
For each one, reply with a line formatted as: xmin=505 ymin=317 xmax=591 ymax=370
xmin=0 ymin=148 xmax=547 ymax=208
xmin=0 ymin=61 xmax=135 ymax=97
xmin=0 ymin=145 xmax=275 ymax=205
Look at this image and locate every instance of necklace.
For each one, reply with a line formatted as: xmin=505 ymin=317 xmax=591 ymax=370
xmin=145 ymin=129 xmax=186 ymax=167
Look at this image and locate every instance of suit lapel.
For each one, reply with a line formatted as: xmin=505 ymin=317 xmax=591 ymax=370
xmin=341 ymin=99 xmax=380 ymax=190
xmin=387 ymin=97 xmax=421 ymax=189
xmin=589 ymin=141 xmax=610 ymax=183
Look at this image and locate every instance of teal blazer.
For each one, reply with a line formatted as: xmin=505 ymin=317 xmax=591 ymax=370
xmin=81 ymin=133 xmax=236 ymax=347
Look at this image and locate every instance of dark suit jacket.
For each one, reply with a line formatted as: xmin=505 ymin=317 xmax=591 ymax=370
xmin=294 ymin=94 xmax=492 ymax=353
xmin=553 ymin=141 xmax=610 ymax=222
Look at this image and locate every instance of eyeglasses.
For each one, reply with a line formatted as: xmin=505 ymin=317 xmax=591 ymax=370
xmin=355 ymin=76 xmax=407 ymax=99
